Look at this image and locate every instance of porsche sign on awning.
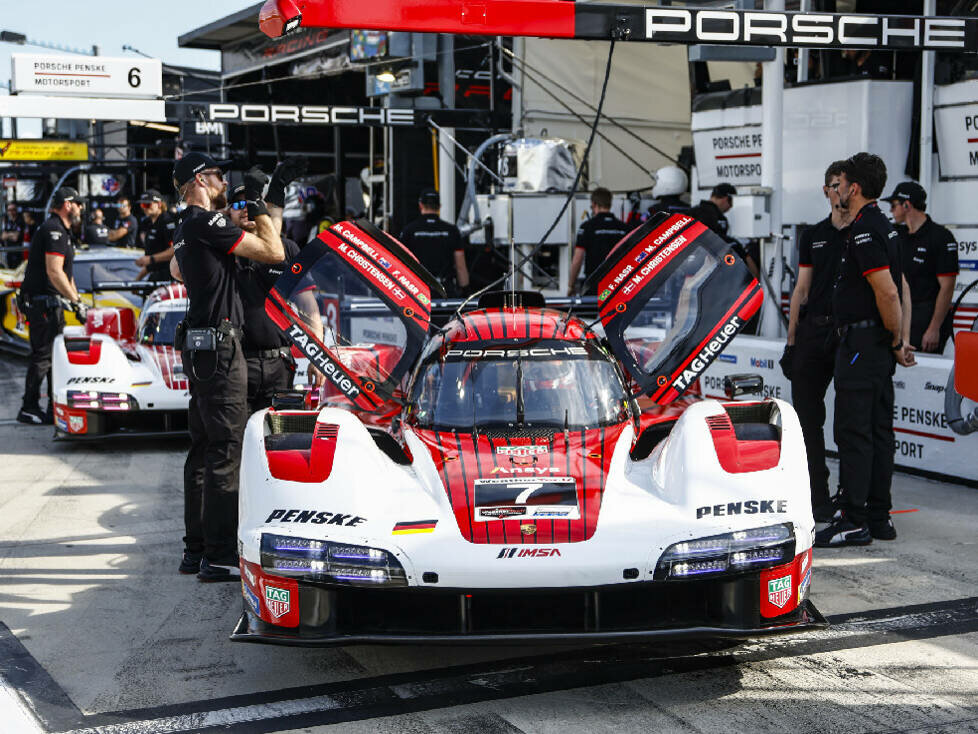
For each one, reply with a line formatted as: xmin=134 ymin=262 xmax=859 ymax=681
xmin=0 ymin=140 xmax=89 ymax=162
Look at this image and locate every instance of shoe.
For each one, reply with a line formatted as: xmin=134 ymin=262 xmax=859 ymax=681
xmin=814 ymin=517 xmax=872 ymax=548
xmin=197 ymin=557 xmax=240 ymax=583
xmin=179 ymin=550 xmax=203 ymax=574
xmin=869 ymin=517 xmax=897 ymax=541
xmin=208 ymin=553 xmax=240 ymax=568
xmin=829 ymin=488 xmax=845 ymax=520
xmin=16 ymin=406 xmax=46 ymax=425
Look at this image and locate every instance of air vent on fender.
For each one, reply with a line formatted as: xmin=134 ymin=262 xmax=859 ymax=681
xmin=65 ymin=338 xmax=102 ymax=365
xmin=266 ymin=422 xmax=340 ymax=483
xmin=705 ymin=410 xmax=780 ymax=473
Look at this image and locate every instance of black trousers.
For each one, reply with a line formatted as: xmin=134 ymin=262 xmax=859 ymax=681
xmin=246 ymin=353 xmax=294 ymax=415
xmin=23 ymin=303 xmax=63 ymax=409
xmin=182 ymin=337 xmax=248 ymax=559
xmin=909 ymin=300 xmax=953 ymax=354
xmin=790 ymin=319 xmax=837 ymax=521
xmin=833 ymin=326 xmax=896 ymax=526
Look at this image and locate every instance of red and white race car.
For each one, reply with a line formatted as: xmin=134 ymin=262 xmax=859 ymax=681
xmin=232 ymin=215 xmax=823 ymax=645
xmin=51 ymin=284 xmax=190 ymax=439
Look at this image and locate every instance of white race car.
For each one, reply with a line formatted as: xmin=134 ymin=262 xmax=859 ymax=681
xmin=51 ymin=283 xmax=190 ymax=439
xmin=233 ymin=217 xmax=823 ymax=645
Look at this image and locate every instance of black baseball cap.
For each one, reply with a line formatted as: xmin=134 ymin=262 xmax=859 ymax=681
xmin=51 ymin=187 xmax=79 ymax=208
xmin=882 ymin=181 xmax=926 ymax=209
xmin=139 ymin=189 xmax=164 ymax=204
xmin=712 ymin=183 xmax=737 ymax=199
xmin=419 ymin=188 xmax=441 ymax=208
xmin=172 ymin=152 xmax=232 ymax=189
xmin=228 ymin=182 xmax=246 ymax=200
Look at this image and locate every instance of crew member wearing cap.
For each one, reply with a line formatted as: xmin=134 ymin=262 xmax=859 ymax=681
xmin=816 ymin=153 xmax=914 ymax=549
xmin=107 ymin=197 xmax=138 ymax=248
xmin=17 ymin=187 xmax=87 ymax=425
xmin=169 ymin=152 xmax=284 ymax=582
xmin=226 ymin=178 xmax=301 ymax=414
xmin=398 ymin=188 xmax=469 ymax=296
xmin=783 ymin=161 xmax=848 ymax=528
xmin=568 ymin=187 xmax=630 ymax=295
xmin=884 ymin=181 xmax=959 ymax=354
xmin=686 ymin=183 xmax=737 ymax=241
xmin=135 ymin=190 xmax=176 ymax=282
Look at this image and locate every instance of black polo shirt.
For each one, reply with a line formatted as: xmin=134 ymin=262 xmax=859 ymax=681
xmin=114 ymin=214 xmax=139 ymax=248
xmin=2 ymin=215 xmax=25 ymax=246
xmin=173 ymin=205 xmax=245 ymax=329
xmin=575 ymin=211 xmax=630 ymax=280
xmin=833 ymin=202 xmax=903 ymax=326
xmin=896 ymin=216 xmax=958 ymax=305
xmin=84 ymin=223 xmax=110 ymax=246
xmin=685 ymin=200 xmax=731 ymax=240
xmin=398 ymin=214 xmax=463 ymax=282
xmin=797 ymin=216 xmax=844 ymax=321
xmin=143 ymin=212 xmax=177 ymax=281
xmin=22 ymin=215 xmax=75 ymax=297
xmin=238 ymin=237 xmax=301 ymax=350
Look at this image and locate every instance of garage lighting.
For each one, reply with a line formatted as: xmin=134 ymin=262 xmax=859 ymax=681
xmin=375 ymin=69 xmax=396 ymax=83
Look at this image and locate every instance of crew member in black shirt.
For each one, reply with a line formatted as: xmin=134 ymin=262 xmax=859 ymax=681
xmin=169 ymin=152 xmax=284 ymax=582
xmin=227 ymin=181 xmax=300 ymax=413
xmin=884 ymin=181 xmax=959 ymax=353
xmin=568 ymin=187 xmax=630 ymax=295
xmin=135 ymin=190 xmax=176 ymax=281
xmin=2 ymin=202 xmax=27 ymax=267
xmin=816 ymin=153 xmax=914 ymax=549
xmin=398 ymin=189 xmax=470 ymax=295
xmin=687 ymin=183 xmax=737 ymax=241
xmin=17 ymin=188 xmax=88 ymax=425
xmin=783 ymin=161 xmax=847 ymax=527
xmin=84 ymin=209 xmax=110 ymax=246
xmin=107 ymin=197 xmax=138 ymax=248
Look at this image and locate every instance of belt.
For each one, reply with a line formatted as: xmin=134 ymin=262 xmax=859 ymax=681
xmin=25 ymin=294 xmax=61 ymax=308
xmin=808 ymin=314 xmax=834 ymax=327
xmin=244 ymin=347 xmax=284 ymax=359
xmin=837 ymin=319 xmax=882 ymax=337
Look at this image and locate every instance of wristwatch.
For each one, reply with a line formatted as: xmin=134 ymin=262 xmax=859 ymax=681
xmin=891 ymin=339 xmax=904 ymax=351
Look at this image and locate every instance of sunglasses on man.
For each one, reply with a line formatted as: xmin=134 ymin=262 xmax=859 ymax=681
xmin=230 ymin=200 xmax=248 ymax=210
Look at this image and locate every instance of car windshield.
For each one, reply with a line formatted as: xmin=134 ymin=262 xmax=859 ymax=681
xmin=75 ymin=259 xmax=143 ymax=292
xmin=410 ymin=340 xmax=629 ymax=430
xmin=139 ymin=309 xmax=184 ymax=346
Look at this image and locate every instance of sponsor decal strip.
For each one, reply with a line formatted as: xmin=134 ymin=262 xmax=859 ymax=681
xmin=894 ymin=426 xmax=955 ymax=443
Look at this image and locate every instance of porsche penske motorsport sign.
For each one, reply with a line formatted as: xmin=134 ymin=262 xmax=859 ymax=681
xmin=270 ymin=2 xmax=978 ymax=53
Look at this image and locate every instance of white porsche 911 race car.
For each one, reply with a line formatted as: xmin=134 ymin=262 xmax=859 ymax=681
xmin=233 ymin=215 xmax=823 ymax=645
xmin=51 ymin=283 xmax=189 ymax=439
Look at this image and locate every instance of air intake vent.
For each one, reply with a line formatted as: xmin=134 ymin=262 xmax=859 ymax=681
xmin=705 ymin=414 xmax=732 ymax=432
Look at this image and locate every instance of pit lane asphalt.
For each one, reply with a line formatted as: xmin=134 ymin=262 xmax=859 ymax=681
xmin=0 ymin=355 xmax=976 ymax=734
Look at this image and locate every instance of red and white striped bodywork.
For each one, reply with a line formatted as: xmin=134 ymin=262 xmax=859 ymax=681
xmin=51 ymin=284 xmax=189 ymax=438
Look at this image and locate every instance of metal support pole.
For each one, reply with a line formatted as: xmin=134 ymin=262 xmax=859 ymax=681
xmin=797 ymin=0 xmax=810 ymax=84
xmin=920 ymin=0 xmax=936 ymax=189
xmin=760 ymin=0 xmax=785 ymax=338
xmin=438 ymin=34 xmax=456 ymax=224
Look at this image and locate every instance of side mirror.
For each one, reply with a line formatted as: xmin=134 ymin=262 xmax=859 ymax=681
xmin=724 ymin=373 xmax=764 ymax=400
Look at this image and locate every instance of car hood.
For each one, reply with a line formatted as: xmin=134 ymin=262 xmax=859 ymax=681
xmin=412 ymin=424 xmax=629 ymax=544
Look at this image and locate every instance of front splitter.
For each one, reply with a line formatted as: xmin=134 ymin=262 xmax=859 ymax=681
xmin=230 ymin=599 xmax=827 ymax=647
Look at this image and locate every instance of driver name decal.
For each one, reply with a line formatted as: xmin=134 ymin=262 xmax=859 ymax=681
xmin=335 ymin=242 xmax=406 ymax=301
xmin=671 ymin=315 xmax=742 ymax=392
xmin=286 ymin=324 xmax=361 ymax=400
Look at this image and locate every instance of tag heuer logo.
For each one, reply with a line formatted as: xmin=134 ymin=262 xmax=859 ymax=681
xmin=264 ymin=585 xmax=291 ymax=618
xmin=768 ymin=575 xmax=792 ymax=609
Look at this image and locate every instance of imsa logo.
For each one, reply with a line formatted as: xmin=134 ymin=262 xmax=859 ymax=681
xmin=264 ymin=585 xmax=291 ymax=618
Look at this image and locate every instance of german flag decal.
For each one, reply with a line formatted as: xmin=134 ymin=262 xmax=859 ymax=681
xmin=392 ymin=520 xmax=437 ymax=535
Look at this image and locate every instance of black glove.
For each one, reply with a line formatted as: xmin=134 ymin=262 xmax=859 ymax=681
xmin=70 ymin=300 xmax=89 ymax=322
xmin=247 ymin=199 xmax=269 ymax=220
xmin=243 ymin=165 xmax=269 ymax=200
xmin=779 ymin=344 xmax=795 ymax=381
xmin=266 ymin=156 xmax=308 ymax=208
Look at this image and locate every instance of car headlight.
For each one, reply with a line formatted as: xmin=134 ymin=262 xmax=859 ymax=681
xmin=654 ymin=523 xmax=794 ymax=580
xmin=260 ymin=533 xmax=407 ymax=587
xmin=67 ymin=390 xmax=137 ymax=411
